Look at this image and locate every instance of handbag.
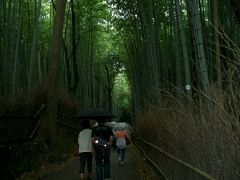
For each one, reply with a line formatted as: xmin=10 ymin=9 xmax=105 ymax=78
xmin=93 ymin=136 xmax=111 ymax=152
xmin=125 ymin=136 xmax=131 ymax=145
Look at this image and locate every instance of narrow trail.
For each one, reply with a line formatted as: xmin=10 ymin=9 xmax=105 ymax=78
xmin=40 ymin=145 xmax=161 ymax=180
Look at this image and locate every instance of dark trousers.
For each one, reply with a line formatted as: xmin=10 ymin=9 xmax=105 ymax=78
xmin=117 ymin=148 xmax=126 ymax=161
xmin=95 ymin=149 xmax=111 ymax=180
xmin=79 ymin=152 xmax=92 ymax=174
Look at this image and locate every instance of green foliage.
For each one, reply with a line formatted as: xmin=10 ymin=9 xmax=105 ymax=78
xmin=114 ymin=73 xmax=130 ymax=108
xmin=114 ymin=72 xmax=131 ymax=122
xmin=119 ymin=107 xmax=132 ymax=124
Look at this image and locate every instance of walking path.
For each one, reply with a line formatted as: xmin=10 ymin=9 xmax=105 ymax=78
xmin=40 ymin=145 xmax=160 ymax=180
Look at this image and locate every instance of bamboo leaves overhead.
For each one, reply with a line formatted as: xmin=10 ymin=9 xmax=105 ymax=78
xmin=1 ymin=0 xmax=240 ymax=111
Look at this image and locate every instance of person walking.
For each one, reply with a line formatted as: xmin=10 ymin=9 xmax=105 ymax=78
xmin=78 ymin=119 xmax=93 ymax=180
xmin=91 ymin=120 xmax=114 ymax=180
xmin=114 ymin=127 xmax=130 ymax=165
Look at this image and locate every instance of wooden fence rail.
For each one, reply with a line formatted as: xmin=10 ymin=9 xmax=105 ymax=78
xmin=0 ymin=104 xmax=79 ymax=147
xmin=135 ymin=137 xmax=216 ymax=180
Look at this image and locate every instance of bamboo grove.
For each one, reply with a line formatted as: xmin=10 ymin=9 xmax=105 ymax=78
xmin=110 ymin=0 xmax=240 ymax=110
xmin=0 ymin=0 xmax=122 ymax=112
xmin=1 ymin=0 xmax=240 ymax=179
xmin=1 ymin=0 xmax=240 ymax=112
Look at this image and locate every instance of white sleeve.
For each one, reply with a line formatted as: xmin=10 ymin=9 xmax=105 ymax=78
xmin=78 ymin=132 xmax=81 ymax=144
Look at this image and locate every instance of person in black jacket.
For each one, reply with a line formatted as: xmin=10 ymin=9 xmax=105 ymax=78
xmin=91 ymin=120 xmax=113 ymax=180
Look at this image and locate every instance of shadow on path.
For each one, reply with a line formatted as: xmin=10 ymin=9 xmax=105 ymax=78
xmin=41 ymin=145 xmax=160 ymax=180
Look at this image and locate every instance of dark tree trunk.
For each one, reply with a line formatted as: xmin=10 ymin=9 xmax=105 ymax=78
xmin=105 ymin=66 xmax=113 ymax=112
xmin=69 ymin=0 xmax=79 ymax=94
xmin=46 ymin=0 xmax=66 ymax=149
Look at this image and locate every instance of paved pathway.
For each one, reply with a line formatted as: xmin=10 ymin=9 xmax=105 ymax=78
xmin=40 ymin=145 xmax=160 ymax=180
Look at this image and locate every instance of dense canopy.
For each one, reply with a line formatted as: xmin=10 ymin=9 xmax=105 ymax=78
xmin=1 ymin=0 xmax=240 ymax=179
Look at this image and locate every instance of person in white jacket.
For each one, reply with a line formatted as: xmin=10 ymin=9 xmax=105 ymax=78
xmin=78 ymin=119 xmax=93 ymax=180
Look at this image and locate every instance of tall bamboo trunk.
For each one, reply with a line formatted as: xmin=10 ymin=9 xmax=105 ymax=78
xmin=174 ymin=4 xmax=182 ymax=92
xmin=176 ymin=0 xmax=192 ymax=97
xmin=230 ymin=0 xmax=240 ymax=25
xmin=3 ymin=0 xmax=14 ymax=95
xmin=0 ymin=0 xmax=6 ymax=95
xmin=28 ymin=0 xmax=42 ymax=90
xmin=212 ymin=0 xmax=222 ymax=90
xmin=137 ymin=0 xmax=159 ymax=106
xmin=46 ymin=0 xmax=66 ymax=149
xmin=8 ymin=0 xmax=17 ymax=94
xmin=12 ymin=1 xmax=23 ymax=96
xmin=187 ymin=0 xmax=209 ymax=91
xmin=69 ymin=0 xmax=79 ymax=94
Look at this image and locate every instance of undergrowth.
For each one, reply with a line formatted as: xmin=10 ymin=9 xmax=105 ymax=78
xmin=135 ymin=87 xmax=240 ymax=179
xmin=0 ymin=85 xmax=79 ymax=180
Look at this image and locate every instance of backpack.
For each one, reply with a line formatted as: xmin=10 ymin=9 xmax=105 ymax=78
xmin=93 ymin=136 xmax=111 ymax=153
xmin=116 ymin=137 xmax=126 ymax=149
